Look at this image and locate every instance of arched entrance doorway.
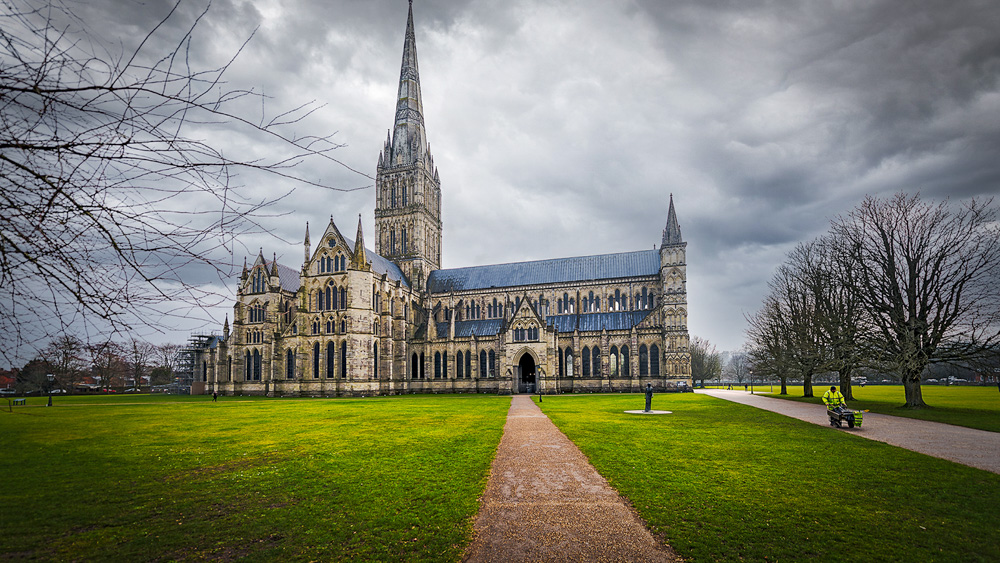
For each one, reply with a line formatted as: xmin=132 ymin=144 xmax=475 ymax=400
xmin=518 ymin=353 xmax=536 ymax=394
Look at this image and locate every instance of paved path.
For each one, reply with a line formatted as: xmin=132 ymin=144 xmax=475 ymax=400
xmin=699 ymin=389 xmax=1000 ymax=474
xmin=463 ymin=395 xmax=678 ymax=562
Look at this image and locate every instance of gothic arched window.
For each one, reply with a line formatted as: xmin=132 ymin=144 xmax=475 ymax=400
xmin=286 ymin=349 xmax=295 ymax=379
xmin=313 ymin=342 xmax=320 ymax=378
xmin=650 ymin=344 xmax=660 ymax=376
xmin=412 ymin=353 xmax=419 ymax=379
xmin=488 ymin=350 xmax=496 ymax=377
xmin=622 ymin=345 xmax=630 ymax=376
xmin=327 ymin=341 xmax=335 ymax=378
xmin=592 ymin=347 xmax=600 ymax=378
xmin=373 ymin=341 xmax=378 ymax=379
xmin=582 ymin=346 xmax=591 ymax=377
xmin=564 ymin=348 xmax=573 ymax=377
xmin=480 ymin=350 xmax=487 ymax=378
xmin=610 ymin=345 xmax=619 ymax=377
xmin=341 ymin=341 xmax=348 ymax=378
xmin=639 ymin=344 xmax=649 ymax=376
xmin=457 ymin=351 xmax=464 ymax=379
xmin=252 ymin=349 xmax=261 ymax=381
xmin=434 ymin=351 xmax=442 ymax=379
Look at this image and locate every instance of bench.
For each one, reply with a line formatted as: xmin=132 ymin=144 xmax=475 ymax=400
xmin=12 ymin=398 xmax=26 ymax=406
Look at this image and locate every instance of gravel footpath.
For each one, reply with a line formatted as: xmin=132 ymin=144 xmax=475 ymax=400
xmin=699 ymin=389 xmax=1000 ymax=474
xmin=463 ymin=395 xmax=678 ymax=562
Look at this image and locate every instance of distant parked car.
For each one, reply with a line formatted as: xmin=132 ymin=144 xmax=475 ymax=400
xmin=50 ymin=389 xmax=66 ymax=394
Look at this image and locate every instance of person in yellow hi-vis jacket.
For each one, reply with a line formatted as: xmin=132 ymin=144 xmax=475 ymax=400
xmin=822 ymin=385 xmax=862 ymax=428
xmin=822 ymin=386 xmax=845 ymax=408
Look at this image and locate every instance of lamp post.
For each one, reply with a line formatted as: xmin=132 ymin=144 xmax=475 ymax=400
xmin=46 ymin=373 xmax=54 ymax=406
xmin=749 ymin=368 xmax=754 ymax=395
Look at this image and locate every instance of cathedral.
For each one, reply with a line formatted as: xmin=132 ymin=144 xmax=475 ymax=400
xmin=194 ymin=3 xmax=691 ymax=397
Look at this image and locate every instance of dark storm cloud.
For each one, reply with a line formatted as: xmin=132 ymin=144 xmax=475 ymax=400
xmin=20 ymin=0 xmax=1000 ymax=356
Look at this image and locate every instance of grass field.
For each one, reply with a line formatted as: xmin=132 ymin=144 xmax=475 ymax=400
xmin=536 ymin=393 xmax=1000 ymax=562
xmin=758 ymin=385 xmax=1000 ymax=433
xmin=0 ymin=394 xmax=508 ymax=561
xmin=5 ymin=392 xmax=997 ymax=562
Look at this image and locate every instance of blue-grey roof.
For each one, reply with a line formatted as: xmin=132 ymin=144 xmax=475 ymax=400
xmin=546 ymin=311 xmax=653 ymax=332
xmin=432 ymin=311 xmax=653 ymax=338
xmin=427 ymin=249 xmax=660 ymax=293
xmin=435 ymin=319 xmax=505 ymax=338
xmin=343 ymin=236 xmax=410 ymax=287
xmin=267 ymin=261 xmax=301 ymax=293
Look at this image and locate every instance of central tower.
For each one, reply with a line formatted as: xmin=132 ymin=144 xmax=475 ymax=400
xmin=375 ymin=1 xmax=442 ymax=289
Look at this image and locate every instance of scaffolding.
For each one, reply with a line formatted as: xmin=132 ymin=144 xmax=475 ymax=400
xmin=171 ymin=333 xmax=219 ymax=394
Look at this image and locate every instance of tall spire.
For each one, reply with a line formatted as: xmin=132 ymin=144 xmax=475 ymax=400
xmin=662 ymin=194 xmax=683 ymax=246
xmin=388 ymin=0 xmax=429 ymax=167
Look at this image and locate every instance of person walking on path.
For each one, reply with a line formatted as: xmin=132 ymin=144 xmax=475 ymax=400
xmin=212 ymin=391 xmax=218 ymax=402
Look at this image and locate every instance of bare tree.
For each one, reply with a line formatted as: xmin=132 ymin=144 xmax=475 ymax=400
xmin=41 ymin=334 xmax=87 ymax=393
xmin=147 ymin=342 xmax=181 ymax=385
xmin=830 ymin=193 xmax=1000 ymax=408
xmin=784 ymin=240 xmax=868 ymax=399
xmin=723 ymin=350 xmax=751 ymax=387
xmin=155 ymin=343 xmax=182 ymax=372
xmin=768 ymin=260 xmax=828 ymax=397
xmin=690 ymin=336 xmax=722 ymax=387
xmin=88 ymin=340 xmax=127 ymax=390
xmin=126 ymin=339 xmax=156 ymax=389
xmin=746 ymin=296 xmax=792 ymax=395
xmin=0 ymin=0 xmax=364 ymax=366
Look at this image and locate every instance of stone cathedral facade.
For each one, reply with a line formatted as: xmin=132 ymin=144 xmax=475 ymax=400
xmin=194 ymin=3 xmax=692 ymax=397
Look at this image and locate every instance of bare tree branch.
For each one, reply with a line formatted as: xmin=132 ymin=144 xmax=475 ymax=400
xmin=0 ymin=0 xmax=369 ymax=365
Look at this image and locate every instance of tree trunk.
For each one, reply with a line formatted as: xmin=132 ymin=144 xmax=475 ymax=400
xmin=838 ymin=369 xmax=854 ymax=400
xmin=902 ymin=373 xmax=927 ymax=408
xmin=779 ymin=376 xmax=787 ymax=395
xmin=802 ymin=370 xmax=814 ymax=397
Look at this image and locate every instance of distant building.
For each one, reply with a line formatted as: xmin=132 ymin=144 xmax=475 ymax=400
xmin=194 ymin=3 xmax=691 ymax=396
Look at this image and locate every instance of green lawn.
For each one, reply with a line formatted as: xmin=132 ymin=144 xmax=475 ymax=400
xmin=536 ymin=393 xmax=1000 ymax=563
xmin=0 ymin=394 xmax=508 ymax=561
xmin=761 ymin=385 xmax=1000 ymax=432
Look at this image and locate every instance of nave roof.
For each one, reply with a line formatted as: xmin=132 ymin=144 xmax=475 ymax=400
xmin=426 ymin=249 xmax=660 ymax=293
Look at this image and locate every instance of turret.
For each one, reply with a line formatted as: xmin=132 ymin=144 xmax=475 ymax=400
xmin=350 ymin=214 xmax=370 ymax=271
xmin=304 ymin=221 xmax=311 ymax=265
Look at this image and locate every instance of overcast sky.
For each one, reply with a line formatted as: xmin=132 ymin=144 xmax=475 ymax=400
xmin=36 ymin=0 xmax=1000 ymax=355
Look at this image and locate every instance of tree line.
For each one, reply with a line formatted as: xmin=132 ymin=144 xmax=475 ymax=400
xmin=9 ymin=336 xmax=183 ymax=394
xmin=745 ymin=193 xmax=1000 ymax=408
